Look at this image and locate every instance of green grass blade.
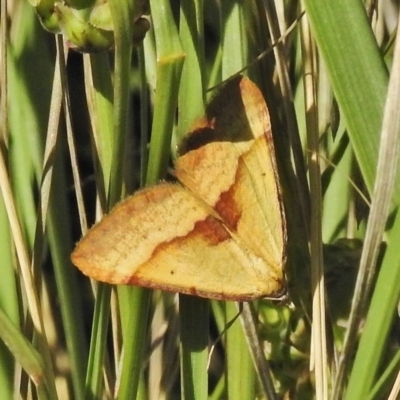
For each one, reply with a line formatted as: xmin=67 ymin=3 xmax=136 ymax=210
xmin=303 ymin=0 xmax=389 ymax=199
xmin=81 ymin=53 xmax=115 ymax=399
xmin=368 ymin=347 xmax=400 ymax=399
xmin=146 ymin=0 xmax=185 ymax=184
xmin=344 ymin=20 xmax=400 ymax=399
xmin=221 ymin=1 xmax=248 ymax=77
xmin=107 ymin=0 xmax=135 ymax=204
xmin=226 ymin=302 xmax=256 ymax=400
xmin=0 ymin=200 xmax=19 ymax=398
xmin=84 ymin=52 xmax=114 ymax=207
xmin=180 ymin=296 xmax=209 ymax=400
xmin=178 ymin=0 xmax=205 ymax=138
xmin=47 ymin=167 xmax=88 ymax=399
xmin=116 ymin=287 xmax=151 ymax=400
xmin=6 ymin=7 xmax=62 ymax=398
xmin=345 ymin=209 xmax=400 ymax=399
xmin=84 ymin=284 xmax=112 ymax=399
xmin=0 ymin=307 xmax=50 ymax=400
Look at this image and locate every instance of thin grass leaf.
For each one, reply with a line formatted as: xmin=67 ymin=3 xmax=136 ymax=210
xmin=1 ymin=14 xmax=57 ymax=398
xmin=107 ymin=0 xmax=135 ymax=204
xmin=344 ymin=14 xmax=400 ymax=398
xmin=180 ymin=296 xmax=209 ymax=400
xmin=300 ymin=14 xmax=328 ymax=399
xmin=369 ymin=347 xmax=400 ymax=399
xmin=146 ymin=0 xmax=185 ymax=184
xmin=0 ymin=307 xmax=52 ymax=400
xmin=41 ymin=38 xmax=88 ymax=399
xmin=79 ymin=52 xmax=115 ymax=400
xmin=178 ymin=0 xmax=205 ymax=138
xmin=303 ymin=0 xmax=389 ymax=199
xmin=0 ymin=201 xmax=17 ymax=398
xmin=83 ymin=52 xmax=114 ymax=209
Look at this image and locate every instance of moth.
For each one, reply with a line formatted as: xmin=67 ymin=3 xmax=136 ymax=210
xmin=71 ymin=76 xmax=286 ymax=301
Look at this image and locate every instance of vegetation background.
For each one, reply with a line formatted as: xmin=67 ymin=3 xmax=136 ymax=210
xmin=1 ymin=0 xmax=400 ymax=399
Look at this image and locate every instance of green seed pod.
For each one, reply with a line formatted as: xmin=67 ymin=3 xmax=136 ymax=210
xmin=32 ymin=0 xmax=149 ymax=52
xmin=55 ymin=2 xmax=114 ymax=52
xmin=31 ymin=0 xmax=61 ymax=33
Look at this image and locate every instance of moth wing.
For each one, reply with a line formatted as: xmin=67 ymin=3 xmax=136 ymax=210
xmin=176 ymin=77 xmax=286 ymax=284
xmin=71 ymin=183 xmax=281 ymax=300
